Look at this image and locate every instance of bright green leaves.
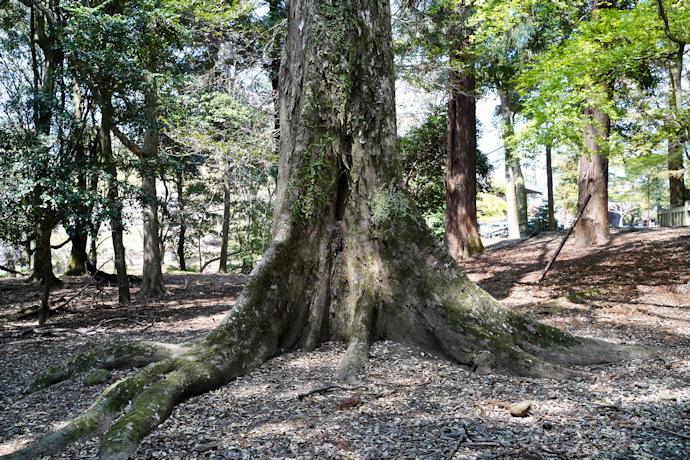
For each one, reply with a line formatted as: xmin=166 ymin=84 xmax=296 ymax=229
xmin=371 ymin=179 xmax=412 ymax=225
xmin=516 ymin=1 xmax=672 ymax=155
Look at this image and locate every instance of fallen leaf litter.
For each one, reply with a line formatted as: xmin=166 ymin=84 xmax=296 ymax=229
xmin=1 ymin=229 xmax=689 ymax=459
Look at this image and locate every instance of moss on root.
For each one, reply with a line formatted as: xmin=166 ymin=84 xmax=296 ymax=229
xmin=28 ymin=342 xmax=184 ymax=393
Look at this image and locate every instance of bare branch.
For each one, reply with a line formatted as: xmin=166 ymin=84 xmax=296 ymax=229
xmin=656 ymin=0 xmax=687 ymax=45
xmin=17 ymin=0 xmax=57 ymax=26
xmin=111 ymin=125 xmax=144 ymax=158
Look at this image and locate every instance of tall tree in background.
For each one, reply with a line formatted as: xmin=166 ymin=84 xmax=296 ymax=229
xmin=395 ymin=1 xmax=485 ymax=256
xmin=24 ymin=0 xmax=63 ymax=285
xmin=499 ymin=91 xmax=528 ymax=238
xmin=545 ymin=143 xmax=556 ymax=230
xmin=444 ymin=1 xmax=483 ymax=259
xmin=657 ymin=0 xmax=688 ymax=207
xmin=517 ymin=1 xmax=672 ymax=243
xmin=666 ymin=43 xmax=686 ymax=207
xmin=575 ymin=0 xmax=614 ymax=247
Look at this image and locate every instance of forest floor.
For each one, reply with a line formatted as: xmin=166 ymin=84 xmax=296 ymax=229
xmin=1 ymin=227 xmax=689 ymax=459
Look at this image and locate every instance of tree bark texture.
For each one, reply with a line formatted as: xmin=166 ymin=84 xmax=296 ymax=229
xmin=65 ymin=82 xmax=89 ymax=276
xmin=27 ymin=1 xmax=61 ymax=285
xmin=575 ymin=102 xmax=610 ymax=247
xmin=140 ymin=171 xmax=166 ymax=296
xmin=500 ymin=92 xmax=527 ymax=238
xmin=176 ymin=168 xmax=187 ymax=272
xmin=546 ymin=144 xmax=556 ymax=231
xmin=5 ymin=2 xmax=652 ymax=458
xmin=137 ymin=79 xmax=167 ymax=297
xmin=38 ymin=211 xmax=56 ymax=325
xmin=218 ymin=167 xmax=233 ymax=274
xmin=574 ymin=0 xmax=612 ymax=248
xmin=65 ymin=233 xmax=88 ymax=276
xmin=444 ymin=16 xmax=483 ymax=260
xmin=102 ymin=103 xmax=131 ymax=305
xmin=668 ymin=44 xmax=686 ymax=208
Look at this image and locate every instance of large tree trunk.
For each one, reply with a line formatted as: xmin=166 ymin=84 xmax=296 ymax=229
xmin=27 ymin=2 xmax=61 ymax=286
xmin=7 ymin=2 xmax=652 ymax=459
xmin=444 ymin=11 xmax=483 ymax=260
xmin=668 ymin=43 xmax=686 ymax=208
xmin=65 ymin=234 xmax=88 ymax=276
xmin=140 ymin=170 xmax=166 ymax=296
xmin=575 ymin=101 xmax=610 ymax=247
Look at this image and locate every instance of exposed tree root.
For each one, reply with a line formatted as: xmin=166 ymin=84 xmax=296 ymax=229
xmin=3 ymin=225 xmax=656 ymax=459
xmin=28 ymin=341 xmax=187 ymax=393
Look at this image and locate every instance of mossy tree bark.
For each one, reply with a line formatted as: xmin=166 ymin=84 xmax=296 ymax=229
xmin=4 ymin=1 xmax=653 ymax=458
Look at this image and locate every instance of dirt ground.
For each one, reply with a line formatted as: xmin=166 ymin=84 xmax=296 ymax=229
xmin=1 ymin=227 xmax=689 ymax=459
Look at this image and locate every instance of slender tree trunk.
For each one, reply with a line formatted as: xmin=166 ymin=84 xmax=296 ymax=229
xmin=88 ymin=138 xmax=101 ymax=267
xmin=38 ymin=212 xmax=55 ymax=325
xmin=218 ymin=168 xmax=232 ymax=274
xmin=575 ymin=98 xmax=611 ymax=247
xmin=500 ymin=92 xmax=526 ymax=238
xmin=140 ymin=170 xmax=166 ymax=295
xmin=175 ymin=169 xmax=187 ymax=272
xmin=266 ymin=0 xmax=285 ymax=154
xmin=514 ymin=160 xmax=528 ymax=235
xmin=444 ymin=9 xmax=483 ymax=260
xmin=137 ymin=80 xmax=166 ymax=297
xmin=101 ymin=102 xmax=130 ymax=305
xmin=546 ymin=143 xmax=556 ymax=231
xmin=65 ymin=82 xmax=88 ymax=276
xmin=668 ymin=43 xmax=685 ymax=207
xmin=110 ymin=76 xmax=166 ymax=296
xmin=89 ymin=225 xmax=99 ymax=267
xmin=10 ymin=2 xmax=652 ymax=459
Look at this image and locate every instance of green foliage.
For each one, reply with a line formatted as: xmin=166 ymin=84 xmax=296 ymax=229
xmin=371 ymin=180 xmax=413 ymax=225
xmin=0 ymin=124 xmax=105 ymax=248
xmin=290 ymin=135 xmax=333 ymax=224
xmin=399 ymin=105 xmax=493 ymax=217
xmin=477 ymin=191 xmax=507 ymax=221
xmin=161 ymin=84 xmax=275 ymax=271
xmin=529 ymin=203 xmax=555 ymax=232
xmin=517 ymin=2 xmax=671 ymax=153
xmin=423 ymin=211 xmax=446 ymax=240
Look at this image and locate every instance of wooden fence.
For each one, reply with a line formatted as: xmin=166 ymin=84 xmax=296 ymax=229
xmin=658 ymin=201 xmax=690 ymax=227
